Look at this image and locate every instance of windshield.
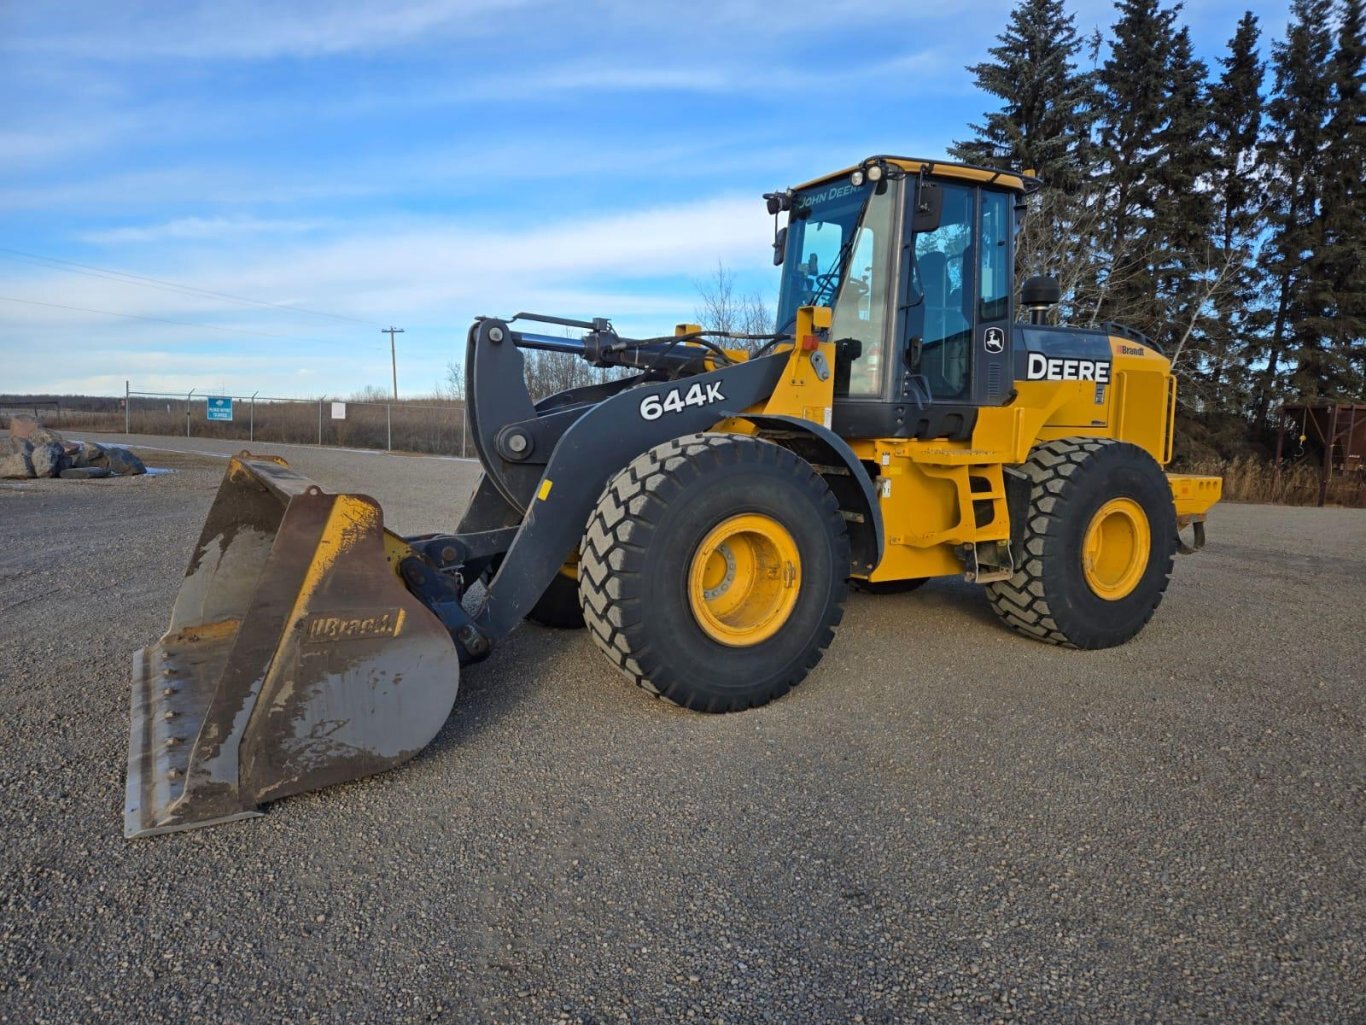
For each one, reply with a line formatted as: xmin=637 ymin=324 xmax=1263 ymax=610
xmin=775 ymin=178 xmax=897 ymax=397
xmin=775 ymin=180 xmax=870 ymax=332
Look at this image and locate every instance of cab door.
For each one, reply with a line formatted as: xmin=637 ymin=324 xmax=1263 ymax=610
xmin=910 ymin=182 xmax=976 ymax=403
xmin=905 ymin=182 xmax=1015 ymax=419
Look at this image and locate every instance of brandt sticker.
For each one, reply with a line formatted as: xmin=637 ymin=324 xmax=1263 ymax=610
xmin=303 ymin=609 xmax=406 ymax=641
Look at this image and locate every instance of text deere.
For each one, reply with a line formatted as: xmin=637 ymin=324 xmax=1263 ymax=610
xmin=1025 ymin=353 xmax=1111 ymax=384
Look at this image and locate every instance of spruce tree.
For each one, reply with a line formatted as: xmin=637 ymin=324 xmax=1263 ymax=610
xmin=1149 ymin=25 xmax=1217 ymax=363
xmin=1256 ymin=0 xmax=1336 ymax=419
xmin=1309 ymin=0 xmax=1366 ymax=399
xmin=1087 ymin=0 xmax=1229 ymax=348
xmin=950 ymin=0 xmax=1094 ymax=190
xmin=951 ymin=0 xmax=1101 ymax=316
xmin=1202 ymin=11 xmax=1265 ymax=414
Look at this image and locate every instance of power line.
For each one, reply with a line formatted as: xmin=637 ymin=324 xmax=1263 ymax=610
xmin=0 ymin=247 xmax=381 ymax=328
xmin=0 ymin=294 xmax=385 ymax=349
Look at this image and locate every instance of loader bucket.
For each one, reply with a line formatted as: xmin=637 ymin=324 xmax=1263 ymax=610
xmin=125 ymin=454 xmax=460 ymax=838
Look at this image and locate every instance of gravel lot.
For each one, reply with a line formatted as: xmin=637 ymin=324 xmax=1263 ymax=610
xmin=2 ymin=433 xmax=1362 ymax=1024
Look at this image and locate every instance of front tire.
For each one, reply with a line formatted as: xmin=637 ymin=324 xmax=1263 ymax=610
xmin=986 ymin=438 xmax=1176 ymax=649
xmin=579 ymin=433 xmax=849 ymax=712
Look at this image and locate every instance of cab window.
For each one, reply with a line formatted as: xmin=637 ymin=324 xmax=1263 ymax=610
xmin=979 ymin=190 xmax=1010 ymax=322
xmin=911 ymin=183 xmax=975 ymax=401
xmin=830 ymin=183 xmax=897 ymax=396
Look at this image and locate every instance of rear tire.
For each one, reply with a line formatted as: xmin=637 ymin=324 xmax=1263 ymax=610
xmin=579 ymin=433 xmax=848 ymax=712
xmin=986 ymin=438 xmax=1175 ymax=649
xmin=526 ymin=571 xmax=585 ymax=629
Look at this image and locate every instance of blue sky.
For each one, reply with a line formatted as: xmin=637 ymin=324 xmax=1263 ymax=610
xmin=1 ymin=0 xmax=1289 ymax=398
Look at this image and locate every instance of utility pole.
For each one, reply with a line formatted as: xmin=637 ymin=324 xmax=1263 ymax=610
xmin=382 ymin=326 xmax=404 ymax=400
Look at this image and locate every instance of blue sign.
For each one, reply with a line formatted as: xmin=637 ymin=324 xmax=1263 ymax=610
xmin=206 ymin=396 xmax=233 ymax=422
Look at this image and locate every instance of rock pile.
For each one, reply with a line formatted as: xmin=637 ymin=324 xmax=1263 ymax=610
xmin=1 ymin=414 xmax=147 ymax=480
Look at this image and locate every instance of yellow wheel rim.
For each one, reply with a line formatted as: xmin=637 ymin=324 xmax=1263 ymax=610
xmin=1082 ymin=497 xmax=1150 ymax=601
xmin=687 ymin=514 xmax=801 ymax=646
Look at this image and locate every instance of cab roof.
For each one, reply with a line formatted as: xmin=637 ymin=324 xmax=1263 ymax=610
xmin=795 ymin=155 xmax=1040 ymax=194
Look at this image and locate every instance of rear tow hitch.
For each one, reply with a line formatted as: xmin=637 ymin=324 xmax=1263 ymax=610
xmin=1176 ymin=517 xmax=1206 ymax=555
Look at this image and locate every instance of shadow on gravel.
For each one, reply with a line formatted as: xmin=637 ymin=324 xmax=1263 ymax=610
xmin=929 ymin=577 xmax=1004 ymax=629
xmin=849 ymin=576 xmax=1003 ymax=631
xmin=417 ymin=628 xmax=542 ymax=761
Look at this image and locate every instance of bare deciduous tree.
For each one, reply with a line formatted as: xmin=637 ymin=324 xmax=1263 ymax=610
xmin=447 ymin=340 xmax=623 ymax=404
xmin=693 ymin=262 xmax=774 ymax=353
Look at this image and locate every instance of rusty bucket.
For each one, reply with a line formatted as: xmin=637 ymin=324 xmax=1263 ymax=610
xmin=125 ymin=454 xmax=459 ymax=837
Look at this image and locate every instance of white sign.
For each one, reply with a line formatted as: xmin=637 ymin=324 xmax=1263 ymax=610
xmin=331 ymin=402 xmax=347 ymax=420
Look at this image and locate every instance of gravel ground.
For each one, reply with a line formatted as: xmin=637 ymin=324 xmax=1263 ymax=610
xmin=1 ymin=433 xmax=1362 ymax=1025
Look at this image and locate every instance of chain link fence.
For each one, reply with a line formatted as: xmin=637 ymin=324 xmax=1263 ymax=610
xmin=0 ymin=387 xmax=471 ymax=457
xmin=121 ymin=388 xmax=470 ymax=456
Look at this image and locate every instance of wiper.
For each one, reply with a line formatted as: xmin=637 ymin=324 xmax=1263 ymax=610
xmin=777 ymin=235 xmax=858 ymax=335
xmin=807 ymin=235 xmax=858 ymax=310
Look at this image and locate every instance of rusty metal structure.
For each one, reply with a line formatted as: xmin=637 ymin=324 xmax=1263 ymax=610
xmin=1275 ymin=402 xmax=1366 ymax=506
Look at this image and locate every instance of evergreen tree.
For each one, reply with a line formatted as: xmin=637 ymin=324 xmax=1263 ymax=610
xmin=1256 ymin=0 xmax=1336 ymax=421
xmin=1091 ymin=0 xmax=1182 ymax=331
xmin=1149 ymin=25 xmax=1218 ymax=364
xmin=946 ymin=0 xmax=1360 ymax=462
xmin=1203 ymin=12 xmax=1266 ymax=413
xmin=1308 ymin=0 xmax=1366 ymax=398
xmin=950 ymin=0 xmax=1094 ymax=191
xmin=951 ymin=0 xmax=1102 ymax=320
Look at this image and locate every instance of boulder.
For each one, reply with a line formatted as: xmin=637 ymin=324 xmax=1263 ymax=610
xmin=8 ymin=413 xmax=39 ymax=443
xmin=66 ymin=441 xmax=104 ymax=469
xmin=0 ymin=449 xmax=34 ymax=479
xmin=8 ymin=413 xmax=63 ymax=447
xmin=30 ymin=441 xmax=66 ymax=478
xmin=59 ymin=466 xmax=112 ymax=479
xmin=103 ymin=446 xmax=146 ymax=476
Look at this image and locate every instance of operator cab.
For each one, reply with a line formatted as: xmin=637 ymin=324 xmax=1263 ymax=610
xmin=772 ymin=156 xmax=1035 ymax=441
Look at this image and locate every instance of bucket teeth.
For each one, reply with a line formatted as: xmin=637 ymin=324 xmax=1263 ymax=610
xmin=126 ymin=622 xmax=244 ymax=836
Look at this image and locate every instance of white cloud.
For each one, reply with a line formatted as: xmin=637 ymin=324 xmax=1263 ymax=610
xmin=14 ymin=0 xmax=539 ymax=61
xmin=80 ymin=216 xmax=331 ymax=245
xmin=0 ymin=191 xmax=779 ymax=395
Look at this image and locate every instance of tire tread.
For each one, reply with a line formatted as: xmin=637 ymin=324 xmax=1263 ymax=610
xmin=579 ymin=433 xmax=848 ymax=711
xmin=986 ymin=437 xmax=1173 ymax=648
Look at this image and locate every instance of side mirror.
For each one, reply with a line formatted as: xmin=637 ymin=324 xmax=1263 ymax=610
xmin=772 ymin=225 xmax=787 ymax=266
xmin=912 ymin=182 xmax=943 ymax=233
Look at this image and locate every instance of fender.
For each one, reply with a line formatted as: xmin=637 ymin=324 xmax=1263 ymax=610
xmin=473 ymin=353 xmax=789 ymax=639
xmin=737 ymin=413 xmax=884 ymax=576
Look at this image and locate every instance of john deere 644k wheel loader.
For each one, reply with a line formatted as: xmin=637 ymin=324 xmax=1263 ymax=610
xmin=126 ymin=156 xmax=1221 ymax=837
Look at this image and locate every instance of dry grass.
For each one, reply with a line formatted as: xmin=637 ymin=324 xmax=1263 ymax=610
xmin=1181 ymin=456 xmax=1366 ymax=507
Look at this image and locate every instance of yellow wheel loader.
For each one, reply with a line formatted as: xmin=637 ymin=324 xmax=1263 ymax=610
xmin=125 ymin=156 xmax=1222 ymax=837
